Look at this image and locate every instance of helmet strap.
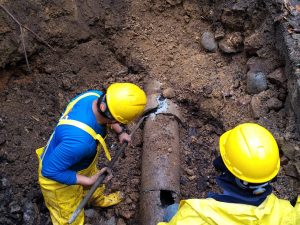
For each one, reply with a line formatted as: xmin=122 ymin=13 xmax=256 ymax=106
xmin=235 ymin=178 xmax=269 ymax=195
xmin=97 ymin=95 xmax=113 ymax=120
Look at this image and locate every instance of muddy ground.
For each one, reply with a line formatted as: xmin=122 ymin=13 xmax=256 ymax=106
xmin=0 ymin=0 xmax=299 ymax=225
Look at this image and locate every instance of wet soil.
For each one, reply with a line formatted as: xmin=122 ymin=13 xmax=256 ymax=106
xmin=0 ymin=0 xmax=299 ymax=225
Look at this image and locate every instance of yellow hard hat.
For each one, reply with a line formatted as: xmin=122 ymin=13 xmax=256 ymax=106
xmin=219 ymin=123 xmax=280 ymax=183
xmin=106 ymin=83 xmax=147 ymax=124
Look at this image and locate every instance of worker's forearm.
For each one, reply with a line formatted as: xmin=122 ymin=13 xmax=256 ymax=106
xmin=111 ymin=123 xmax=123 ymax=134
xmin=76 ymin=174 xmax=96 ymax=186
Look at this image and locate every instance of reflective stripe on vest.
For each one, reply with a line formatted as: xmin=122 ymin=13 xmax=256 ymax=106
xmin=42 ymin=91 xmax=111 ymax=161
xmin=57 ymin=119 xmax=111 ymax=161
xmin=62 ymin=92 xmax=101 ymax=118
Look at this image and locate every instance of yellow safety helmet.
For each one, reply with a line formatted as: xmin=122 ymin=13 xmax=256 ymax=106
xmin=219 ymin=123 xmax=280 ymax=183
xmin=106 ymin=83 xmax=147 ymax=124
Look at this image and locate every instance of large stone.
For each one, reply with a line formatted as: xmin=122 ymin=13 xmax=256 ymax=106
xmin=201 ymin=32 xmax=217 ymax=52
xmin=246 ymin=71 xmax=268 ymax=94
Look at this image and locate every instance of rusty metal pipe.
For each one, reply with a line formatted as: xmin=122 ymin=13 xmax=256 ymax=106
xmin=140 ymin=80 xmax=181 ymax=225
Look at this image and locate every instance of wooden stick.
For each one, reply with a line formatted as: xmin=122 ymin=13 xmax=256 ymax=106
xmin=0 ymin=4 xmax=56 ymax=72
xmin=20 ymin=26 xmax=31 ymax=72
xmin=0 ymin=5 xmax=55 ymax=53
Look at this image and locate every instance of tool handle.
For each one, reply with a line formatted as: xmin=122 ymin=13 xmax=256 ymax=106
xmin=68 ymin=116 xmax=147 ymax=224
xmin=68 ymin=142 xmax=128 ymax=224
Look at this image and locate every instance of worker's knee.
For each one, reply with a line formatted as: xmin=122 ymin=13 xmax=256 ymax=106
xmin=163 ymin=203 xmax=179 ymax=222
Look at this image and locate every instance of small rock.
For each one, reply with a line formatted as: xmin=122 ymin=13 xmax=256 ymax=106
xmin=267 ymin=68 xmax=286 ymax=86
xmin=1 ymin=177 xmax=9 ymax=188
xmin=128 ymin=192 xmax=139 ymax=202
xmin=131 ymin=178 xmax=140 ymax=186
xmin=284 ymin=163 xmax=298 ymax=178
xmin=281 ymin=142 xmax=296 ymax=160
xmin=280 ymin=155 xmax=289 ymax=166
xmin=246 ymin=57 xmax=280 ymax=74
xmin=219 ymin=32 xmax=243 ymax=53
xmin=188 ymin=175 xmax=197 ymax=181
xmin=44 ymin=65 xmax=56 ymax=74
xmin=246 ymin=57 xmax=266 ymax=73
xmin=163 ymin=88 xmax=176 ymax=99
xmin=244 ymin=31 xmax=264 ymax=55
xmin=246 ymin=71 xmax=268 ymax=94
xmin=250 ymin=95 xmax=267 ymax=119
xmin=62 ymin=79 xmax=72 ymax=91
xmin=203 ymin=86 xmax=213 ymax=96
xmin=237 ymin=95 xmax=251 ymax=106
xmin=23 ymin=201 xmax=38 ymax=225
xmin=117 ymin=218 xmax=126 ymax=225
xmin=214 ymin=25 xmax=225 ymax=40
xmin=166 ymin=0 xmax=182 ymax=6
xmin=9 ymin=201 xmax=21 ymax=214
xmin=85 ymin=209 xmax=98 ymax=219
xmin=180 ymin=176 xmax=188 ymax=185
xmin=105 ymin=216 xmax=116 ymax=225
xmin=184 ymin=15 xmax=190 ymax=23
xmin=197 ymin=177 xmax=208 ymax=191
xmin=201 ymin=32 xmax=217 ymax=52
xmin=120 ymin=210 xmax=134 ymax=220
xmin=185 ymin=168 xmax=194 ymax=176
xmin=0 ymin=118 xmax=5 ymax=129
xmin=266 ymin=97 xmax=283 ymax=111
xmin=125 ymin=197 xmax=133 ymax=204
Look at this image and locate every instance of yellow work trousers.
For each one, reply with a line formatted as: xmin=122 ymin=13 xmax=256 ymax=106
xmin=36 ymin=147 xmax=122 ymax=225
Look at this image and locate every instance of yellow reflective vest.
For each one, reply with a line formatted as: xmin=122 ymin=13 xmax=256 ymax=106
xmin=158 ymin=194 xmax=300 ymax=225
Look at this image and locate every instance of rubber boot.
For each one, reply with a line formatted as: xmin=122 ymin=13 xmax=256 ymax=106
xmin=88 ymin=185 xmax=124 ymax=207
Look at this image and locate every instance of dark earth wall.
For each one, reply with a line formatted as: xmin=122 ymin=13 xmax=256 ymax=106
xmin=266 ymin=1 xmax=300 ymax=132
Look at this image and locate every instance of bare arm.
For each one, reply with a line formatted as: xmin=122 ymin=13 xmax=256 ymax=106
xmin=111 ymin=123 xmax=131 ymax=144
xmin=76 ymin=167 xmax=112 ymax=186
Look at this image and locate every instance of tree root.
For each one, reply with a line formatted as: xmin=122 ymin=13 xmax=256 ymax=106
xmin=0 ymin=4 xmax=55 ymax=72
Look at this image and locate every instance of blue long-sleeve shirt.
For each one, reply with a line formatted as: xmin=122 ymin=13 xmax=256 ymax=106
xmin=41 ymin=90 xmax=106 ymax=185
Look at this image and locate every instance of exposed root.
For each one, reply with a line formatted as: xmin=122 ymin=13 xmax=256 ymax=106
xmin=0 ymin=4 xmax=55 ymax=72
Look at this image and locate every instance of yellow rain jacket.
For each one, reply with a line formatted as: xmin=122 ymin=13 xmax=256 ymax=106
xmin=36 ymin=92 xmax=122 ymax=225
xmin=158 ymin=194 xmax=300 ymax=225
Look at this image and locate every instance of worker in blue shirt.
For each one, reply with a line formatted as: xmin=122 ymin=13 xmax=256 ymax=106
xmin=36 ymin=83 xmax=147 ymax=225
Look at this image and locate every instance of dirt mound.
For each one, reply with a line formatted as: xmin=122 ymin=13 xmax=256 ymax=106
xmin=0 ymin=0 xmax=299 ymax=224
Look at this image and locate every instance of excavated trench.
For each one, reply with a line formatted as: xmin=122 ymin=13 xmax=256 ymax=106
xmin=0 ymin=0 xmax=299 ymax=225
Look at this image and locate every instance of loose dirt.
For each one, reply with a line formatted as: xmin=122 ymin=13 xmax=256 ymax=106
xmin=0 ymin=0 xmax=299 ymax=225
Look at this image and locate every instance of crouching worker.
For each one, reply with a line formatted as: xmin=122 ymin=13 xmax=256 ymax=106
xmin=36 ymin=83 xmax=147 ymax=225
xmin=159 ymin=123 xmax=300 ymax=225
